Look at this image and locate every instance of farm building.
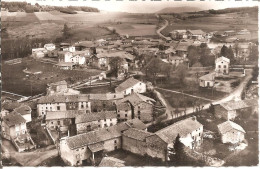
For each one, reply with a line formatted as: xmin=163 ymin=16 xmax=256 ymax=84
xmin=75 ymin=111 xmax=117 ymax=134
xmin=217 ymin=121 xmax=246 ymax=144
xmin=215 ymin=56 xmax=230 ymax=75
xmin=47 ymin=80 xmax=80 ymax=96
xmin=199 ymin=73 xmax=215 ymax=88
xmin=169 ymin=30 xmax=187 ymax=40
xmin=115 ymin=77 xmax=146 ymax=95
xmin=55 ymin=62 xmax=76 ymax=70
xmin=44 ymin=43 xmax=56 ymax=51
xmin=186 ymin=30 xmax=206 ymax=40
xmin=214 ymin=99 xmax=258 ymax=120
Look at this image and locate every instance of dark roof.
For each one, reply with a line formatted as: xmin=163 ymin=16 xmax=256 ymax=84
xmin=221 ymin=99 xmax=258 ymax=111
xmin=118 ymin=93 xmax=155 ymax=107
xmin=38 ymin=94 xmax=90 ymax=104
xmin=125 ymin=118 xmax=147 ymax=130
xmin=14 ymin=105 xmax=32 ymax=115
xmin=46 ymin=110 xmax=85 ymax=120
xmin=115 ymin=78 xmax=143 ymax=92
xmin=2 ymin=102 xmax=22 ymax=111
xmin=75 ymin=111 xmax=117 ymax=124
xmin=65 ymin=118 xmax=146 ymax=149
xmin=99 ymin=157 xmax=125 ymax=167
xmin=123 ymin=128 xmax=154 ymax=141
xmin=3 ymin=112 xmax=26 ymax=127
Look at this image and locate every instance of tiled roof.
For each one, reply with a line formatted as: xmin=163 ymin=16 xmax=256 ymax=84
xmin=220 ymin=99 xmax=258 ymax=111
xmin=99 ymin=157 xmax=125 ymax=167
xmin=217 ymin=121 xmax=245 ymax=134
xmin=14 ymin=105 xmax=32 ymax=115
xmin=156 ymin=117 xmax=202 ymax=144
xmin=115 ymin=77 xmax=143 ymax=92
xmin=215 ymin=56 xmax=230 ymax=64
xmin=75 ymin=111 xmax=117 ymax=124
xmin=96 ymin=50 xmax=135 ymax=60
xmin=2 ymin=102 xmax=22 ymax=111
xmin=46 ymin=110 xmax=85 ymax=120
xmin=88 ymin=142 xmax=104 ymax=153
xmin=65 ymin=118 xmax=146 ymax=149
xmin=37 ymin=94 xmax=90 ymax=104
xmin=118 ymin=93 xmax=155 ymax=107
xmin=115 ymin=101 xmax=131 ymax=111
xmin=199 ymin=73 xmax=215 ymax=81
xmin=125 ymin=118 xmax=147 ymax=130
xmin=123 ymin=128 xmax=154 ymax=141
xmin=3 ymin=112 xmax=26 ymax=127
xmin=89 ymin=93 xmax=124 ymax=101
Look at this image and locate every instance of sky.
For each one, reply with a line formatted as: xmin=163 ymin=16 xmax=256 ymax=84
xmin=4 ymin=0 xmax=259 ymax=13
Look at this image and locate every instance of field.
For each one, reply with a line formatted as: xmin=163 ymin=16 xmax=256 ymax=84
xmin=161 ymin=13 xmax=258 ymax=37
xmin=1 ymin=57 xmax=101 ymax=96
xmin=107 ymin=24 xmax=157 ymax=36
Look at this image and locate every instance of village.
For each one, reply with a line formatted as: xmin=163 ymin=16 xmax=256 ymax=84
xmin=1 ymin=5 xmax=259 ymax=167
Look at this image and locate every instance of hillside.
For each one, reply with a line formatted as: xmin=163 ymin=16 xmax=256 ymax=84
xmin=156 ymin=6 xmax=203 ymax=14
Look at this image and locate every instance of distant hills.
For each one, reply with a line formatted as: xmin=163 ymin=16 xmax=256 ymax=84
xmin=156 ymin=6 xmax=203 ymax=14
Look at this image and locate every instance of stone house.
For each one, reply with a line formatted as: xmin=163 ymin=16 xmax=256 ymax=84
xmin=199 ymin=73 xmax=215 ymax=88
xmin=115 ymin=101 xmax=132 ymax=122
xmin=122 ymin=128 xmax=168 ymax=161
xmin=116 ymin=93 xmax=156 ymax=122
xmin=59 ymin=119 xmax=146 ymax=166
xmin=217 ymin=121 xmax=246 ymax=144
xmin=45 ymin=110 xmax=85 ymax=132
xmin=214 ymin=99 xmax=258 ymax=120
xmin=75 ymin=111 xmax=117 ymax=134
xmin=155 ymin=117 xmax=203 ymax=152
xmin=215 ymin=56 xmax=230 ymax=75
xmin=115 ymin=77 xmax=147 ymax=95
xmin=37 ymin=94 xmax=91 ymax=117
xmin=2 ymin=112 xmax=36 ymax=152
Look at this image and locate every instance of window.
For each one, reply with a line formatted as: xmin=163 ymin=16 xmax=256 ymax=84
xmin=114 ymin=140 xmax=117 ymax=143
xmin=57 ymin=121 xmax=60 ymax=125
xmin=46 ymin=107 xmax=48 ymax=109
xmin=98 ymin=125 xmax=101 ymax=127
xmin=218 ymin=65 xmax=221 ymax=68
xmin=224 ymin=65 xmax=226 ymax=68
xmin=51 ymin=121 xmax=53 ymax=124
xmin=82 ymin=148 xmax=84 ymax=150
xmin=50 ymin=107 xmax=52 ymax=110
xmin=110 ymin=119 xmax=112 ymax=121
xmin=138 ymin=116 xmax=140 ymax=119
xmin=117 ymin=114 xmax=120 ymax=117
xmin=125 ymin=114 xmax=127 ymax=117
xmin=110 ymin=123 xmax=113 ymax=126
xmin=199 ymin=133 xmax=201 ymax=136
xmin=57 ymin=106 xmax=60 ymax=110
xmin=81 ymin=104 xmax=84 ymax=109
xmin=104 ymin=119 xmax=106 ymax=122
xmin=140 ymin=83 xmax=142 ymax=85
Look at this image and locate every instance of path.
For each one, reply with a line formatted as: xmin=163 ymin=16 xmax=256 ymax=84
xmin=2 ymin=90 xmax=27 ymax=98
xmin=2 ymin=139 xmax=58 ymax=166
xmin=155 ymin=14 xmax=170 ymax=41
xmin=150 ymin=69 xmax=253 ymax=124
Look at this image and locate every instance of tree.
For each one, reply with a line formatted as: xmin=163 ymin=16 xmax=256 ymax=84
xmin=62 ymin=23 xmax=70 ymax=39
xmin=109 ymin=57 xmax=124 ymax=78
xmin=173 ymin=134 xmax=186 ymax=165
xmin=249 ymin=45 xmax=258 ymax=62
xmin=175 ymin=63 xmax=187 ymax=85
xmin=220 ymin=45 xmax=229 ymax=57
xmin=187 ymin=46 xmax=200 ymax=66
xmin=234 ymin=42 xmax=240 ymax=58
xmin=207 ymin=103 xmax=215 ymax=115
xmin=227 ymin=45 xmax=235 ymax=63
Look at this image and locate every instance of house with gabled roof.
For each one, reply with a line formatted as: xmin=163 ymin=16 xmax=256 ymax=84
xmin=155 ymin=116 xmax=203 ymax=150
xmin=115 ymin=77 xmax=146 ymax=95
xmin=215 ymin=56 xmax=230 ymax=75
xmin=59 ymin=118 xmax=146 ymax=166
xmin=199 ymin=73 xmax=215 ymax=88
xmin=116 ymin=93 xmax=156 ymax=122
xmin=2 ymin=112 xmax=36 ymax=152
xmin=122 ymin=128 xmax=168 ymax=161
xmin=169 ymin=30 xmax=188 ymax=40
xmin=214 ymin=99 xmax=258 ymax=120
xmin=187 ymin=30 xmax=206 ymax=40
xmin=75 ymin=111 xmax=117 ymax=134
xmin=217 ymin=121 xmax=246 ymax=144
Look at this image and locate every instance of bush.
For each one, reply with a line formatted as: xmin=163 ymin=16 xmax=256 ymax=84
xmin=59 ymin=8 xmax=77 ymax=14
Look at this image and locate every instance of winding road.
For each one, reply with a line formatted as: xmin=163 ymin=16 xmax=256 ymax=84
xmin=155 ymin=14 xmax=170 ymax=40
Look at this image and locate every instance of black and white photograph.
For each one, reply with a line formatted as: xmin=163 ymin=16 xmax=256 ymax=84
xmin=0 ymin=0 xmax=259 ymax=167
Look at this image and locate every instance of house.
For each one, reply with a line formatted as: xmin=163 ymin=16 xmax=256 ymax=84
xmin=156 ymin=117 xmax=203 ymax=150
xmin=122 ymin=128 xmax=168 ymax=162
xmin=169 ymin=30 xmax=187 ymax=40
xmin=186 ymin=30 xmax=205 ymax=40
xmin=175 ymin=42 xmax=190 ymax=58
xmin=2 ymin=112 xmax=36 ymax=152
xmin=37 ymin=94 xmax=91 ymax=117
xmin=13 ymin=105 xmax=32 ymax=123
xmin=115 ymin=101 xmax=132 ymax=122
xmin=31 ymin=48 xmax=47 ymax=58
xmin=167 ymin=55 xmax=186 ymax=66
xmin=47 ymin=80 xmax=80 ymax=96
xmin=1 ymin=101 xmax=23 ymax=118
xmin=116 ymin=93 xmax=155 ymax=122
xmin=44 ymin=43 xmax=56 ymax=51
xmin=55 ymin=62 xmax=76 ymax=70
xmin=45 ymin=110 xmax=85 ymax=132
xmin=115 ymin=77 xmax=146 ymax=95
xmin=214 ymin=99 xmax=258 ymax=120
xmin=99 ymin=157 xmax=125 ymax=167
xmin=217 ymin=121 xmax=246 ymax=144
xmin=215 ymin=56 xmax=230 ymax=75
xmin=75 ymin=111 xmax=117 ymax=134
xmin=59 ymin=50 xmax=90 ymax=65
xmin=61 ymin=46 xmax=76 ymax=52
xmin=199 ymin=73 xmax=215 ymax=88
xmin=59 ymin=118 xmax=146 ymax=166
